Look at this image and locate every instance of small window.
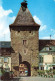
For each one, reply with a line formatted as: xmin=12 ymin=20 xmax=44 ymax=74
xmin=4 ymin=58 xmax=8 ymax=63
xmin=41 ymin=67 xmax=44 ymax=70
xmin=49 ymin=47 xmax=52 ymax=50
xmin=39 ymin=56 xmax=43 ymax=63
xmin=18 ymin=31 xmax=20 ymax=33
xmin=45 ymin=47 xmax=49 ymax=51
xmin=23 ymin=49 xmax=28 ymax=55
xmin=23 ymin=40 xmax=27 ymax=45
xmin=29 ymin=31 xmax=35 ymax=35
xmin=24 ymin=50 xmax=26 ymax=53
xmin=29 ymin=31 xmax=31 ymax=33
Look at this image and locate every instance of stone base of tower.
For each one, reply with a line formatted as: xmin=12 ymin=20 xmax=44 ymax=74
xmin=31 ymin=67 xmax=38 ymax=76
xmin=11 ymin=67 xmax=38 ymax=77
xmin=11 ymin=53 xmax=19 ymax=77
xmin=11 ymin=64 xmax=19 ymax=77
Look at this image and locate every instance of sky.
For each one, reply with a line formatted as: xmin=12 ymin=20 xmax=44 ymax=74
xmin=0 ymin=0 xmax=55 ymax=41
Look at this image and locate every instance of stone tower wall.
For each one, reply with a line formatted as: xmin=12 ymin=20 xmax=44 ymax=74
xmin=10 ymin=26 xmax=39 ymax=76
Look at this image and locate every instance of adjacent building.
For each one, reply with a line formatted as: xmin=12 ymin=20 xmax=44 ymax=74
xmin=39 ymin=40 xmax=55 ymax=70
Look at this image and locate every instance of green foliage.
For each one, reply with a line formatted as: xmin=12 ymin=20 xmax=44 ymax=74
xmin=53 ymin=70 xmax=55 ymax=74
xmin=37 ymin=70 xmax=45 ymax=75
xmin=37 ymin=70 xmax=55 ymax=77
xmin=1 ymin=68 xmax=5 ymax=75
xmin=46 ymin=70 xmax=50 ymax=74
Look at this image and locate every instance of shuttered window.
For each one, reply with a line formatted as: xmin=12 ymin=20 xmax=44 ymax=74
xmin=39 ymin=56 xmax=43 ymax=63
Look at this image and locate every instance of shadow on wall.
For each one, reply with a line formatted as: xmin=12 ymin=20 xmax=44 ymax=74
xmin=13 ymin=53 xmax=22 ymax=71
xmin=13 ymin=66 xmax=19 ymax=71
xmin=19 ymin=53 xmax=22 ymax=64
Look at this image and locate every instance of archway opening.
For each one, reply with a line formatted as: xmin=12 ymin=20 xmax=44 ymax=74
xmin=19 ymin=61 xmax=31 ymax=76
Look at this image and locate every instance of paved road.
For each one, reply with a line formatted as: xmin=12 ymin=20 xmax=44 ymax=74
xmin=0 ymin=77 xmax=55 ymax=81
xmin=21 ymin=77 xmax=55 ymax=81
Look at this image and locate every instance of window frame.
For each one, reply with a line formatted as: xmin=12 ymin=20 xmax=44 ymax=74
xmin=23 ymin=40 xmax=27 ymax=45
xmin=39 ymin=56 xmax=43 ymax=63
xmin=53 ymin=57 xmax=55 ymax=63
xmin=4 ymin=57 xmax=8 ymax=63
xmin=45 ymin=47 xmax=49 ymax=51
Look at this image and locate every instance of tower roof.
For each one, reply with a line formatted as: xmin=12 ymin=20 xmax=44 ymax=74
xmin=10 ymin=2 xmax=40 ymax=27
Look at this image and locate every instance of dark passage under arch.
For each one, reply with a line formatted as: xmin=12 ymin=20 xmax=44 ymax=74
xmin=19 ymin=61 xmax=31 ymax=76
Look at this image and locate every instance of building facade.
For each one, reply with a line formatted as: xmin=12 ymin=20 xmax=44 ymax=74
xmin=0 ymin=42 xmax=11 ymax=72
xmin=39 ymin=40 xmax=55 ymax=70
xmin=0 ymin=1 xmax=55 ymax=77
xmin=0 ymin=40 xmax=55 ymax=76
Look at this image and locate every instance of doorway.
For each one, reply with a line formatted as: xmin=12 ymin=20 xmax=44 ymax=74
xmin=19 ymin=61 xmax=31 ymax=76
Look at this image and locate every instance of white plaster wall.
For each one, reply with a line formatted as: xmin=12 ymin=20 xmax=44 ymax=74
xmin=44 ymin=55 xmax=53 ymax=63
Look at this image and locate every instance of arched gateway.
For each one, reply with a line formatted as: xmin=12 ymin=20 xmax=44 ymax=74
xmin=19 ymin=61 xmax=31 ymax=76
xmin=9 ymin=1 xmax=40 ymax=77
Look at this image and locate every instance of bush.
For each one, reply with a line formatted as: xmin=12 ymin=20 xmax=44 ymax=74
xmin=1 ymin=69 xmax=10 ymax=80
xmin=1 ymin=69 xmax=5 ymax=75
xmin=46 ymin=70 xmax=50 ymax=74
xmin=53 ymin=70 xmax=55 ymax=75
xmin=0 ymin=69 xmax=5 ymax=80
xmin=37 ymin=70 xmax=45 ymax=75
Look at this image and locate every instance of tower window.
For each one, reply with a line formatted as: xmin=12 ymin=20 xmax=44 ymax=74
xmin=23 ymin=40 xmax=27 ymax=45
xmin=45 ymin=47 xmax=49 ymax=51
xmin=29 ymin=31 xmax=31 ymax=33
xmin=24 ymin=50 xmax=26 ymax=53
xmin=18 ymin=31 xmax=20 ymax=33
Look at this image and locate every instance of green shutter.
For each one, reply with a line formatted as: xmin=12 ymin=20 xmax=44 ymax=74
xmin=41 ymin=57 xmax=43 ymax=63
xmin=39 ymin=57 xmax=41 ymax=63
xmin=39 ymin=56 xmax=43 ymax=63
